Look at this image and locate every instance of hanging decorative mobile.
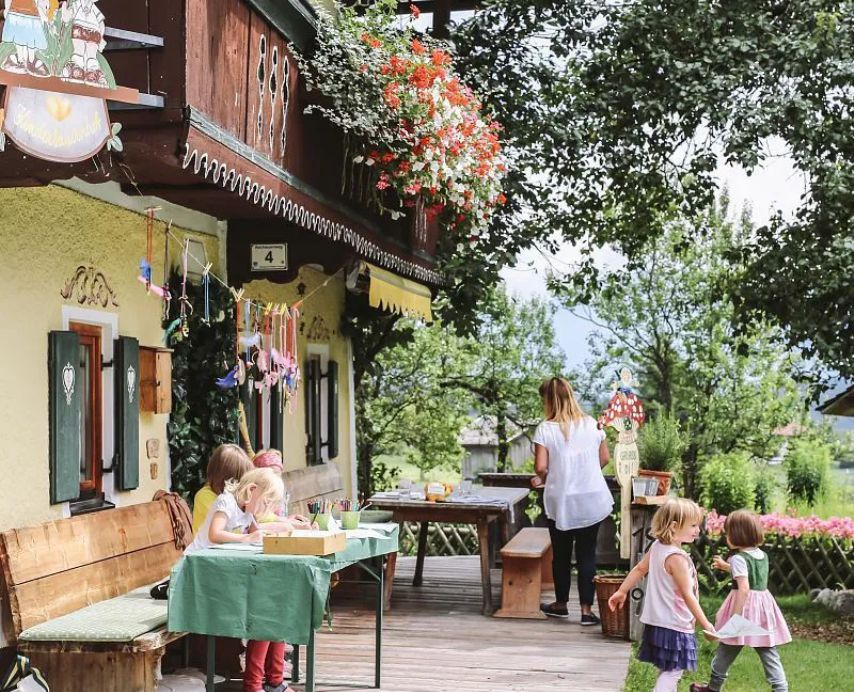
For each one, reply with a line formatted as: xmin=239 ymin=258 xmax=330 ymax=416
xmin=138 ymin=207 xmax=156 ymax=293
xmin=162 ymin=222 xmax=172 ymax=321
xmin=201 ymin=262 xmax=213 ymax=325
xmin=177 ymin=238 xmax=193 ymax=339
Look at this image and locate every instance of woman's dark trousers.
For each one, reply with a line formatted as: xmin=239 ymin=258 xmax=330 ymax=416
xmin=547 ymin=519 xmax=600 ymax=605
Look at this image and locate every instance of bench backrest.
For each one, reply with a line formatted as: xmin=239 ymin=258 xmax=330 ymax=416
xmin=0 ymin=498 xmax=188 ymax=642
xmin=283 ymin=463 xmax=344 ymax=516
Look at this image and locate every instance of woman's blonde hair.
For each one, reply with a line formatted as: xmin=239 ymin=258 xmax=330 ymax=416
xmin=650 ymin=498 xmax=705 ymax=545
xmin=226 ymin=468 xmax=285 ymax=508
xmin=207 ymin=444 xmax=254 ymax=495
xmin=539 ymin=377 xmax=585 ymax=439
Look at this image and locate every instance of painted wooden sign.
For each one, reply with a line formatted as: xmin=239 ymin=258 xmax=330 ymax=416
xmin=0 ymin=0 xmax=138 ymax=161
xmin=598 ymin=367 xmax=646 ymax=559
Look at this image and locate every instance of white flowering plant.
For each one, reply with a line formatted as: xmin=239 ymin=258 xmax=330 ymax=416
xmin=294 ymin=0 xmax=507 ymax=242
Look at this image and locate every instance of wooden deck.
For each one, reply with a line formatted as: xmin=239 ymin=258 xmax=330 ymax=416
xmin=289 ymin=556 xmax=630 ymax=692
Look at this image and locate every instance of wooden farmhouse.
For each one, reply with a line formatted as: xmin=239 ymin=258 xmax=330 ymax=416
xmin=0 ymin=1 xmax=451 ymax=681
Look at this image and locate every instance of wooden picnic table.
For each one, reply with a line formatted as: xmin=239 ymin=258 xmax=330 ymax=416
xmin=368 ymin=486 xmax=529 ymax=615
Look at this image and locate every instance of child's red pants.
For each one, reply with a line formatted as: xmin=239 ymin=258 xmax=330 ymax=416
xmin=243 ymin=639 xmax=286 ymax=691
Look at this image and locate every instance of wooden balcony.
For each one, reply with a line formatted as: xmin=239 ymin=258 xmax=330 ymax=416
xmin=0 ymin=0 xmax=443 ymax=286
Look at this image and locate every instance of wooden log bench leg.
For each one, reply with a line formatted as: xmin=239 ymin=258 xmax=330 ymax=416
xmin=25 ymin=647 xmax=163 ymax=692
xmin=494 ymin=554 xmax=546 ymax=619
xmin=541 ymin=544 xmax=554 ymax=587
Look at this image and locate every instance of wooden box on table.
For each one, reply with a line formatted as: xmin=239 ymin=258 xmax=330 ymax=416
xmin=264 ymin=530 xmax=347 ymax=556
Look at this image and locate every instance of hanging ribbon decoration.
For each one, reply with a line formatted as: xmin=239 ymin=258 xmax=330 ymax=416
xmin=140 ymin=206 xmax=155 ymax=292
xmin=201 ymin=262 xmax=213 ymax=325
xmin=162 ymin=222 xmax=172 ymax=321
xmin=179 ymin=238 xmax=192 ymax=338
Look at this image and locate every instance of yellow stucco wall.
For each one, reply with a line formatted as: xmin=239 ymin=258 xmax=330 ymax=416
xmin=0 ymin=185 xmax=221 ymax=531
xmin=241 ymin=268 xmax=356 ymax=498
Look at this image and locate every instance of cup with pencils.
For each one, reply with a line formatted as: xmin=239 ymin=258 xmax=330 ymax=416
xmin=308 ymin=499 xmax=333 ymax=530
xmin=338 ymin=498 xmax=362 ymax=530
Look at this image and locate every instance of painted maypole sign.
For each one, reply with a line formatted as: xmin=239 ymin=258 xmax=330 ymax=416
xmin=0 ymin=0 xmax=138 ymax=162
xmin=598 ymin=367 xmax=646 ymax=559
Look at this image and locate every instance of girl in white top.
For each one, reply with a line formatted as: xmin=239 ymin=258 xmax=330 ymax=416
xmin=532 ymin=377 xmax=613 ymax=624
xmin=184 ymin=468 xmax=304 ymax=692
xmin=609 ymin=498 xmax=716 ymax=692
xmin=185 ymin=467 xmax=296 ymax=554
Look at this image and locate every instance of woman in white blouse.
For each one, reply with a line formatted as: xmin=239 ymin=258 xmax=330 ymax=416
xmin=532 ymin=377 xmax=613 ymax=624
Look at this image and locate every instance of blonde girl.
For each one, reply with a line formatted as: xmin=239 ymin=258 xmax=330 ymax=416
xmin=608 ymin=498 xmax=715 ymax=691
xmin=192 ymin=444 xmax=254 ymax=534
xmin=533 ymin=377 xmax=613 ymax=624
xmin=690 ymin=510 xmax=790 ymax=692
xmin=185 ymin=468 xmax=295 ymax=692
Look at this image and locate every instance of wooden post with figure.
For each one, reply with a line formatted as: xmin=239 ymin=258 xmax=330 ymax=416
xmin=598 ymin=368 xmax=646 ymax=559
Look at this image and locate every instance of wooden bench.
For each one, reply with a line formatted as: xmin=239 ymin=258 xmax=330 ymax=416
xmin=494 ymin=527 xmax=554 ymax=619
xmin=0 ymin=496 xmax=193 ymax=692
xmin=283 ymin=462 xmax=344 ymax=516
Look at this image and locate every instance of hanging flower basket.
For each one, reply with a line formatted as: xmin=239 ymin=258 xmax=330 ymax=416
xmin=293 ymin=0 xmax=506 ymax=241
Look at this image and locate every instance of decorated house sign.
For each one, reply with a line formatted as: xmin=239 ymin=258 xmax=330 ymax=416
xmin=598 ymin=367 xmax=646 ymax=559
xmin=0 ymin=0 xmax=139 ymax=162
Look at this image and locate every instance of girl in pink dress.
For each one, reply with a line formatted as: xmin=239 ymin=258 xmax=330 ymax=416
xmin=691 ymin=509 xmax=791 ymax=692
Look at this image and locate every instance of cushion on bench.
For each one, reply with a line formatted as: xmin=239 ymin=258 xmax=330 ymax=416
xmin=19 ymin=585 xmax=166 ymax=643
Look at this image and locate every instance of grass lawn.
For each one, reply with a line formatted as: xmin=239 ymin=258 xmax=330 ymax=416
xmin=622 ymin=595 xmax=854 ymax=691
xmin=375 ymin=453 xmax=462 ymax=485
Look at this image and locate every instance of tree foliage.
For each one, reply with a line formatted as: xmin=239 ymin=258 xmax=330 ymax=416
xmin=454 ymin=0 xmax=854 ymax=375
xmin=350 ymin=286 xmax=566 ymax=492
xmin=166 ymin=276 xmax=239 ymax=500
xmin=559 ymin=202 xmax=803 ymax=497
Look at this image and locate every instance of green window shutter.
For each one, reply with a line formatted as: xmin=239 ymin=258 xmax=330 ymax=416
xmin=115 ymin=336 xmax=140 ymax=491
xmin=49 ymin=330 xmax=81 ymax=504
xmin=326 ymin=360 xmax=339 ymax=459
xmin=241 ymin=378 xmax=258 ymax=452
xmin=305 ymin=358 xmax=321 ymax=464
xmin=270 ymin=383 xmax=284 ymax=451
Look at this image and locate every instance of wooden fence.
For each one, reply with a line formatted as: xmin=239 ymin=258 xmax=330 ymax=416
xmin=400 ymin=519 xmax=854 ymax=597
xmin=399 ymin=522 xmax=479 ymax=556
xmin=691 ymin=532 xmax=854 ymax=595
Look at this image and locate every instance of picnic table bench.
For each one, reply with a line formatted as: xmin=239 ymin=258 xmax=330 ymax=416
xmin=495 ymin=527 xmax=553 ymax=619
xmin=0 ymin=494 xmax=193 ymax=692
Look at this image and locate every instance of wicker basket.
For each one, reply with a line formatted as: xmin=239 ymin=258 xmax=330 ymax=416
xmin=593 ymin=574 xmax=629 ymax=640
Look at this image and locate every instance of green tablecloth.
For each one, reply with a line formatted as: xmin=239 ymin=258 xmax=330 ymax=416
xmin=167 ymin=528 xmax=398 ymax=644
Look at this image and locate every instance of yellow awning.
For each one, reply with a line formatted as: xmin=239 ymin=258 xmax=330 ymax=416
xmin=364 ymin=262 xmax=433 ymax=322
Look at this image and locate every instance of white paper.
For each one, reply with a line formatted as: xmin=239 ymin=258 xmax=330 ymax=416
xmin=704 ymin=614 xmax=770 ymax=639
xmin=17 ymin=675 xmax=50 ymax=692
xmin=358 ymin=522 xmax=398 ymax=533
xmin=210 ymin=542 xmax=262 ymax=551
xmin=344 ymin=529 xmax=389 ymax=539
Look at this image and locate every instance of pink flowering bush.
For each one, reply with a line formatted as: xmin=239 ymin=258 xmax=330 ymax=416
xmin=705 ymin=509 xmax=854 ymax=542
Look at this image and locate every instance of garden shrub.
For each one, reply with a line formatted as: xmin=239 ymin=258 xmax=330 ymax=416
xmin=786 ymin=438 xmax=831 ymax=506
xmin=753 ymin=468 xmax=778 ymax=514
xmin=699 ymin=452 xmax=756 ymax=515
xmin=638 ymin=413 xmax=685 ymax=472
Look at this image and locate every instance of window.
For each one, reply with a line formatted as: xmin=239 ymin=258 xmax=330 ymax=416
xmin=70 ymin=322 xmax=103 ymax=500
xmin=305 ymin=352 xmax=338 ymax=465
